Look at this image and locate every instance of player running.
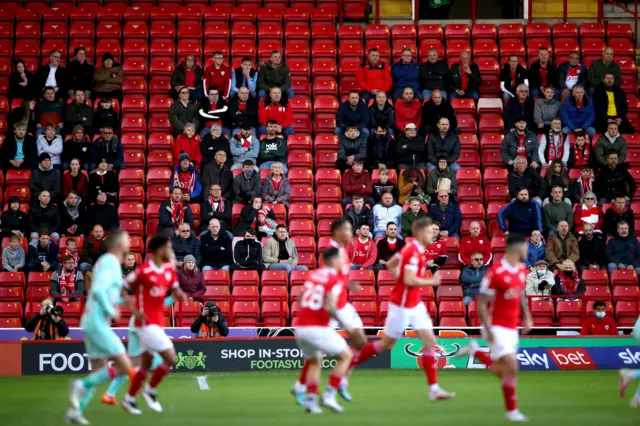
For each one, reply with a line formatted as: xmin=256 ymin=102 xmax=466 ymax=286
xmin=66 ymin=229 xmax=138 ymax=425
xmin=456 ymin=235 xmax=533 ymax=422
xmin=349 ymin=218 xmax=455 ymax=401
xmin=292 ymin=218 xmax=367 ymax=404
xmin=121 ymin=235 xmax=187 ymax=414
xmin=619 ymin=315 xmax=640 ymax=407
xmin=295 ymin=247 xmax=354 ymax=414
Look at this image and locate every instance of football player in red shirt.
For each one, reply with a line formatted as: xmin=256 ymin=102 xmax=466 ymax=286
xmin=295 ymin=247 xmax=354 ymax=413
xmin=350 ymin=217 xmax=455 ymax=401
xmin=122 ymin=235 xmax=187 ymax=415
xmin=457 ymin=235 xmax=533 ymax=422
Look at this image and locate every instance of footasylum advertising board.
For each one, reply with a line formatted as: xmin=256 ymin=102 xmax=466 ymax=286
xmin=390 ymin=337 xmax=640 ymax=371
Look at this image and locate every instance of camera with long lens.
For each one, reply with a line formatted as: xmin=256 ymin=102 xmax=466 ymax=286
xmin=44 ymin=304 xmax=64 ymax=316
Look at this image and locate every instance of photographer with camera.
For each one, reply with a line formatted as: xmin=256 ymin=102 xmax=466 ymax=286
xmin=190 ymin=301 xmax=229 ymax=338
xmin=24 ymin=297 xmax=69 ymax=340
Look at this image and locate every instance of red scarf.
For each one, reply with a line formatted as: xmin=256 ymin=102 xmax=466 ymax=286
xmin=573 ymin=144 xmax=590 ymax=167
xmin=459 ymin=61 xmax=472 ymax=90
xmin=173 ymin=169 xmax=196 ymax=194
xmin=236 ymin=134 xmax=251 ymax=148
xmin=170 ymin=200 xmax=185 ymax=229
xmin=546 ymin=130 xmax=565 ymax=162
xmin=208 ymin=196 xmax=225 ymax=212
xmin=59 ymin=269 xmax=76 ymax=302
xmin=516 ymin=133 xmax=528 ymax=159
xmin=65 ymin=249 xmax=79 ymax=265
xmin=555 ymin=270 xmax=579 ymax=293
xmin=580 ymin=177 xmax=592 ymax=195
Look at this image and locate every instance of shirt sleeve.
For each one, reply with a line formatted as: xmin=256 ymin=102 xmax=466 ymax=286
xmin=479 ymin=267 xmax=497 ymax=296
xmin=404 ymin=250 xmax=419 ymax=272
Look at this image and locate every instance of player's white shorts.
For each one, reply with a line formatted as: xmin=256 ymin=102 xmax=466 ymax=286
xmin=137 ymin=324 xmax=174 ymax=354
xmin=384 ymin=302 xmax=433 ymax=339
xmin=296 ymin=326 xmax=349 ymax=359
xmin=484 ymin=325 xmax=519 ymax=361
xmin=328 ymin=303 xmax=364 ymax=330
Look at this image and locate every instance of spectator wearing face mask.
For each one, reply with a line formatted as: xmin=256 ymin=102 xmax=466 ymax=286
xmin=580 ymin=301 xmax=619 ymax=335
xmin=524 ymin=260 xmax=555 ymax=300
xmin=551 ymin=259 xmax=585 ymax=298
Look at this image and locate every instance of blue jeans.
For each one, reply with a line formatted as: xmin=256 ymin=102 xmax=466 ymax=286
xmin=258 ymin=88 xmax=294 ymax=101
xmin=450 ymin=89 xmax=480 ymax=102
xmin=463 ymin=296 xmax=475 ymax=307
xmin=607 ymin=263 xmax=640 ymax=276
xmin=334 ymin=127 xmax=370 ymax=139
xmin=563 ymin=126 xmax=596 ymax=139
xmin=531 ymin=87 xmax=560 ymax=101
xmin=258 ymin=126 xmax=294 ymax=139
xmin=202 ymin=265 xmax=230 ymax=272
xmin=422 ymin=89 xmax=448 ymax=100
xmin=392 ymin=87 xmax=423 ymax=102
xmin=427 ymin=162 xmax=461 ymax=173
xmin=268 ymin=263 xmax=308 ymax=275
xmin=200 ymin=126 xmax=231 ymax=139
xmin=259 ymin=161 xmax=288 ymax=174
xmin=350 ymin=264 xmax=374 ymax=270
xmin=79 ymin=262 xmax=93 ymax=274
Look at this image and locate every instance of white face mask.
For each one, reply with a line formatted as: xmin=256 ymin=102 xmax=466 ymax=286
xmin=595 ymin=311 xmax=606 ymax=319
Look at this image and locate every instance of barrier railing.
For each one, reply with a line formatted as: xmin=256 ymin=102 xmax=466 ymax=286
xmin=600 ymin=0 xmax=639 ymax=45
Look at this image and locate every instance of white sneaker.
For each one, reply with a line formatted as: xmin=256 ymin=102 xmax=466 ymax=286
xmin=65 ymin=408 xmax=90 ymax=425
xmin=141 ymin=388 xmax=163 ymax=413
xmin=428 ymin=388 xmax=456 ymax=401
xmin=121 ymin=398 xmax=142 ymax=415
xmin=306 ymin=405 xmax=323 ymax=414
xmin=455 ymin=340 xmax=479 ymax=358
xmin=505 ymin=410 xmax=529 ymax=422
xmin=620 ymin=369 xmax=633 ymax=397
xmin=69 ymin=380 xmax=86 ymax=410
xmin=631 ymin=395 xmax=640 ymax=408
xmin=321 ymin=393 xmax=344 ymax=413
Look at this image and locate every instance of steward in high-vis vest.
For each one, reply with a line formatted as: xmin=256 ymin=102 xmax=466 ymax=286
xmin=190 ymin=301 xmax=229 ymax=338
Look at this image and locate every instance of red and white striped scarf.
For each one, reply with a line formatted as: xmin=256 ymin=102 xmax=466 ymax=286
xmin=59 ymin=269 xmax=76 ymax=302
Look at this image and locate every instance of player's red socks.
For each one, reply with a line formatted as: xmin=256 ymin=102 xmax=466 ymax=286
xmin=306 ymin=380 xmax=318 ymax=396
xmin=354 ymin=340 xmax=383 ymax=366
xmin=421 ymin=348 xmax=438 ymax=386
xmin=501 ymin=377 xmax=517 ymax=412
xmin=474 ymin=351 xmax=494 ymax=368
xmin=148 ymin=363 xmax=171 ymax=389
xmin=298 ymin=359 xmax=310 ymax=385
xmin=128 ymin=368 xmax=148 ymax=397
xmin=107 ymin=365 xmax=116 ymax=379
xmin=328 ymin=373 xmax=343 ymax=390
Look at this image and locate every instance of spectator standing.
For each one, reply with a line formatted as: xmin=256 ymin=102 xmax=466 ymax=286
xmin=500 ymin=118 xmax=540 ymax=169
xmin=230 ymin=57 xmax=258 ymax=99
xmin=568 ymin=165 xmax=594 ymax=205
xmin=257 ymin=50 xmax=293 ymax=101
xmin=200 ymin=125 xmax=231 ymax=171
xmin=170 ymin=153 xmax=202 ymax=203
xmin=372 ymin=168 xmax=399 ymax=203
xmin=336 ymin=124 xmax=368 ymax=172
xmin=50 ymin=257 xmax=85 ymax=301
xmin=394 ymin=88 xmax=422 ymax=133
xmin=87 ymin=191 xmax=119 ymax=231
xmin=372 ymin=192 xmax=403 ymax=238
xmin=64 ymin=90 xmax=93 ymax=135
xmin=546 ymin=221 xmax=580 ymax=270
xmin=560 ymin=84 xmax=596 ymax=138
xmin=67 ymin=48 xmax=94 ymax=99
xmin=261 ymin=162 xmax=291 ymax=207
xmin=35 ymin=87 xmax=64 ymax=136
xmin=459 ymin=221 xmax=492 ymax=266
xmin=0 ymin=122 xmax=38 ymax=172
xmin=93 ymin=98 xmax=119 ymax=134
xmin=508 ymin=156 xmax=546 ymax=203
xmin=594 ymin=122 xmax=628 ymax=167
xmin=258 ymin=121 xmax=288 ymax=172
xmin=460 ymin=253 xmax=487 ymax=306
xmin=257 ymin=88 xmax=294 ymax=139
xmin=200 ymin=185 xmax=232 ymax=235
xmin=59 ymin=191 xmax=88 ymax=238
xmin=30 ymin=153 xmax=61 ymax=204
xmin=28 ymin=191 xmax=61 ymax=241
xmin=543 ymin=185 xmax=573 ymax=235
xmin=92 ymin=53 xmax=124 ymax=102
xmin=368 ymin=126 xmax=396 ymax=170
xmin=177 ymin=254 xmax=206 ymax=302
xmin=262 ymin=225 xmax=307 ymax=275
xmin=552 ymin=260 xmax=585 ymax=298
xmin=34 ymin=51 xmax=68 ymax=99
xmin=533 ymin=86 xmax=562 ymax=133
xmin=499 ymin=55 xmax=528 ymax=101
xmin=200 ymin=218 xmax=232 ymax=272
xmin=228 ymin=87 xmax=259 ymax=135
xmin=503 ymin=84 xmax=535 ymax=132
xmin=606 ymin=221 xmax=640 ymax=275
xmin=428 ymin=190 xmax=462 ymax=239
xmin=586 ymin=47 xmax=622 ymax=96
xmin=526 ymin=230 xmax=546 ymax=270
xmin=172 ymin=223 xmax=201 ymax=267
xmin=395 ymin=124 xmax=426 ymax=170
xmin=498 ymin=187 xmax=543 ymax=236
xmin=373 ymin=223 xmax=405 ymax=270
xmin=574 ymin=191 xmax=603 ymax=234
xmin=203 ymin=52 xmax=231 ymax=99
xmin=63 ymin=126 xmax=91 ymax=171
xmin=158 ymin=187 xmax=194 ymax=236
xmin=9 ymin=59 xmax=33 ymax=100
xmin=345 ymin=224 xmax=377 ymax=270
xmin=398 ymin=167 xmax=427 ymax=205
xmin=230 ymin=228 xmax=265 ymax=274
xmin=344 ymin=196 xmax=374 ymax=233
xmin=202 ymin=151 xmax=234 ymax=202
xmin=594 ymin=152 xmax=635 ymax=205
xmin=421 ymin=90 xmax=458 ymax=135
xmin=449 ymin=51 xmax=481 ymax=101
xmin=342 ymin=160 xmax=374 ymax=207
xmin=169 ymin=87 xmax=200 ymax=135
xmin=1 ymin=196 xmax=29 ymax=239
xmin=524 ymin=260 xmax=555 ymax=299
xmin=27 ymin=230 xmax=58 ymax=272
xmin=356 ymin=48 xmax=392 ymax=102
xmin=87 ymin=159 xmax=118 ymax=204
xmin=391 ymin=48 xmax=422 ymax=101
xmin=91 ymin=126 xmax=124 ymax=170
xmin=426 ymin=157 xmax=458 ymax=202
xmin=557 ymin=52 xmax=587 ymax=99
xmin=580 ymin=301 xmax=619 ymax=335
xmin=577 ymin=222 xmax=606 ymax=271
xmin=420 ymin=48 xmax=450 ymax=99
xmin=528 ymin=47 xmax=559 ymax=99
xmin=198 ymin=88 xmax=231 ymax=138
xmin=336 ymin=91 xmax=370 ymax=138
xmin=603 ymin=195 xmax=635 ymax=237
xmin=567 ymin=131 xmax=593 ymax=170
xmin=232 ymin=160 xmax=261 ymax=204
xmin=2 ymin=235 xmax=26 ymax=272
xmin=426 ymin=118 xmax=461 ymax=172
xmin=593 ymin=73 xmax=633 ymax=133
xmin=401 ymin=197 xmax=428 ymax=236
xmin=170 ymin=56 xmax=204 ymax=102
xmin=369 ymin=93 xmax=395 ymax=136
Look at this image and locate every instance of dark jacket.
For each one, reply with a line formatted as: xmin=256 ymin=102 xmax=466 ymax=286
xmin=421 ymin=99 xmax=458 ymax=133
xmin=63 ymin=139 xmax=92 ymax=167
xmin=592 ymin=84 xmax=629 ymax=130
xmin=557 ymin=61 xmax=587 ymax=91
xmin=594 ymin=163 xmax=636 ymax=201
xmin=24 ymin=312 xmax=69 ymax=339
xmin=337 ymin=134 xmax=368 ymax=163
xmin=256 ymin=60 xmax=291 ymax=92
xmin=80 ymin=234 xmax=106 ymax=265
xmin=87 ymin=202 xmax=120 ymax=231
xmin=8 ymin=107 xmax=38 ymax=136
xmin=59 ymin=200 xmax=88 ymax=237
xmin=170 ymin=61 xmax=204 ymax=94
xmin=64 ymin=101 xmax=93 ymax=128
xmin=606 ymin=235 xmax=640 ymax=266
xmin=375 ymin=237 xmax=406 ymax=263
xmin=199 ymin=197 xmax=232 ymax=233
xmin=336 ymin=100 xmax=370 ymax=131
xmin=344 ymin=205 xmax=374 ymax=233
xmin=460 ymin=265 xmax=487 ymax=299
xmin=420 ymin=60 xmax=450 ymax=91
xmin=603 ymin=205 xmax=636 ymax=236
xmin=228 ymin=97 xmax=259 ymax=129
xmin=93 ymin=108 xmax=119 ymax=133
xmin=578 ymin=234 xmax=606 ymax=267
xmin=498 ymin=199 xmax=543 ymax=235
xmin=172 ymin=234 xmax=201 ymax=264
xmin=30 ymin=166 xmax=61 ymax=202
xmin=67 ymin=60 xmax=95 ymax=92
xmin=261 ymin=175 xmax=291 ymax=208
xmin=200 ymin=134 xmax=232 ymax=171
xmin=50 ymin=266 xmax=85 ymax=300
xmin=526 ymin=240 xmax=547 ymax=268
xmin=157 ymin=201 xmax=193 ymax=234
xmin=401 ymin=209 xmax=428 ymax=236
xmin=27 ymin=241 xmax=59 ymax=271
xmin=369 ymin=102 xmax=395 ymax=131
xmin=391 ymin=60 xmax=421 ymax=93
xmin=425 ymin=167 xmax=458 ymax=198
xmin=0 ymin=134 xmax=38 ymax=170
xmin=200 ymin=231 xmax=233 ymax=268
xmin=190 ymin=314 xmax=229 ymax=338
xmin=428 ymin=202 xmax=462 ymax=235
xmin=1 ymin=208 xmax=29 ymax=238
xmin=232 ymin=173 xmax=261 ymax=204
xmin=202 ymin=162 xmax=234 ymax=202
xmin=9 ymin=70 xmax=34 ymax=100
xmin=503 ymin=97 xmax=536 ymax=132
xmin=372 ymin=180 xmax=399 ymax=204
xmin=508 ymin=168 xmax=547 ymax=199
xmin=28 ymin=203 xmax=61 ymax=234
xmin=169 ymin=100 xmax=200 ymax=133
xmin=395 ymin=134 xmax=426 ymax=166
xmin=500 ymin=130 xmax=540 ymax=165
xmin=199 ymin=97 xmax=231 ymax=130
xmin=177 ymin=267 xmax=206 ymax=299
xmin=62 ymin=170 xmax=89 ymax=200
xmin=426 ymin=131 xmax=461 ymax=165
xmin=91 ymin=137 xmax=125 ymax=170
xmin=499 ymin=64 xmax=528 ymax=95
xmin=34 ymin=64 xmax=68 ymax=96
xmin=234 ymin=205 xmax=276 ymax=237
xmin=259 ymin=136 xmax=287 ymax=163
xmin=87 ymin=170 xmax=118 ymax=204
xmin=449 ymin=62 xmax=482 ymax=92
xmin=233 ymin=238 xmax=263 ymax=267
xmin=368 ymin=133 xmax=396 ymax=169
xmin=560 ymin=95 xmax=595 ymax=131
xmin=527 ymin=61 xmax=559 ymax=92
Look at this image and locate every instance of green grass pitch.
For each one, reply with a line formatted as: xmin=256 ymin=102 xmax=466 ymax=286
xmin=0 ymin=370 xmax=636 ymax=426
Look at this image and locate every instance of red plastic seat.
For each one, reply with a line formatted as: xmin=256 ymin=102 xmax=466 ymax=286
xmin=483 ymin=167 xmax=509 ymax=185
xmin=231 ymin=270 xmax=260 ymax=286
xmin=481 ymin=150 xmax=504 ymax=168
xmin=203 ymin=270 xmax=230 ymax=286
xmin=288 ymin=220 xmax=316 ymax=237
xmin=316 ymin=203 xmax=343 ymax=220
xmin=456 ymin=184 xmax=483 ymax=203
xmin=351 ymin=301 xmax=377 ymax=326
xmin=485 ymin=184 xmax=510 ymax=202
xmin=615 ymin=301 xmax=639 ymax=326
xmin=613 ymin=286 xmax=640 ymax=303
xmin=0 ymin=302 xmax=22 ymax=318
xmin=436 ymin=285 xmax=463 ymax=302
xmin=444 ymin=24 xmax=470 ymax=40
xmin=439 ymin=301 xmax=465 ymax=317
xmin=27 ymin=272 xmax=50 ymax=287
xmin=553 ymin=23 xmax=578 ymax=39
xmin=556 ymin=300 xmax=583 ymax=326
xmin=118 ymin=203 xmax=144 ymax=220
xmin=554 ymin=39 xmax=580 ymax=57
xmin=472 ymin=23 xmax=497 ymax=40
xmin=581 ymin=269 xmax=609 ymax=286
xmin=526 ymin=23 xmax=551 ymax=39
xmin=0 ymin=287 xmax=23 ymax=302
xmin=611 ymin=270 xmax=639 ymax=287
xmin=584 ymin=285 xmax=612 ymax=300
xmin=204 ymin=285 xmax=230 ymax=302
xmin=607 ymin=23 xmax=633 ymax=40
xmin=348 ymin=270 xmax=375 ymax=287
xmin=232 ymin=285 xmax=259 ymax=301
xmin=499 ymin=23 xmax=523 ymax=40
xmin=530 ymin=300 xmax=554 ymax=326
xmin=27 ymin=286 xmax=50 ymax=302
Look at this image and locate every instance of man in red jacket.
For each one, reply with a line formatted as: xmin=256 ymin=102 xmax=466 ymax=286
xmin=203 ymin=51 xmax=231 ymax=99
xmin=356 ymin=48 xmax=392 ymax=102
xmin=341 ymin=159 xmax=374 ymax=208
xmin=346 ymin=223 xmax=377 ymax=270
xmin=257 ymin=87 xmax=294 ymax=139
xmin=580 ymin=301 xmax=619 ymax=335
xmin=394 ymin=87 xmax=422 ymax=133
xmin=459 ymin=221 xmax=492 ymax=266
